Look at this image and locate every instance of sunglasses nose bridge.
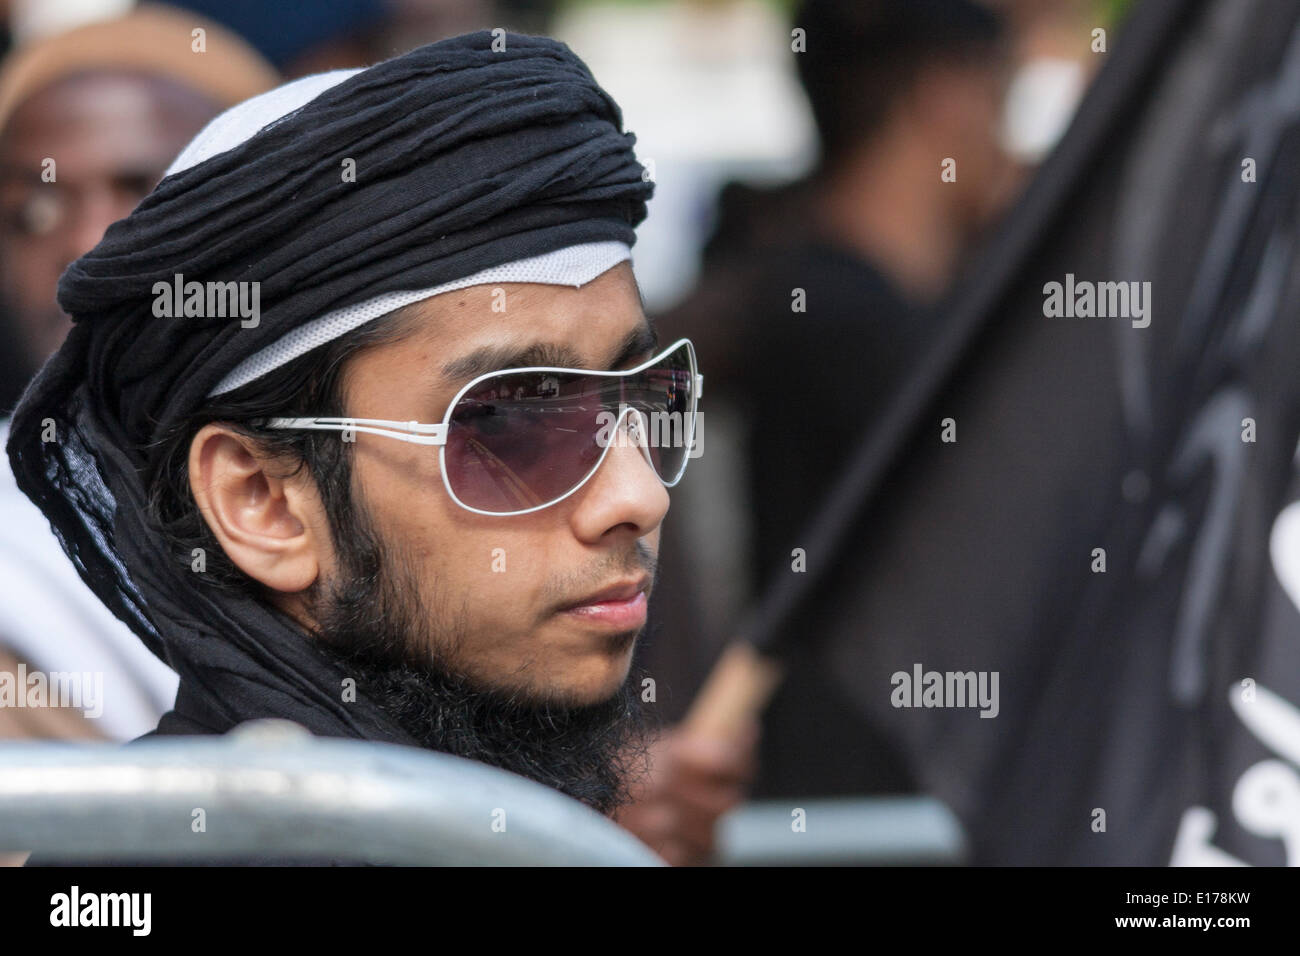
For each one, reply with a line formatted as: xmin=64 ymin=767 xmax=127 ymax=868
xmin=602 ymin=402 xmax=657 ymax=473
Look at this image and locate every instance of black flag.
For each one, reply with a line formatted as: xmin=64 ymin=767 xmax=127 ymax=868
xmin=760 ymin=0 xmax=1300 ymax=865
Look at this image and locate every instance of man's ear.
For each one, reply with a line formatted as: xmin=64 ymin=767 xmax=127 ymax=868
xmin=188 ymin=424 xmax=330 ymax=594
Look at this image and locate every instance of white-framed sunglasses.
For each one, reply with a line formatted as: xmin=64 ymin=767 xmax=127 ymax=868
xmin=260 ymin=337 xmax=701 ymax=516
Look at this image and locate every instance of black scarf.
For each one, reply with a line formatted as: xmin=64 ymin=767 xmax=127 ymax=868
xmin=5 ymin=30 xmax=653 ymax=742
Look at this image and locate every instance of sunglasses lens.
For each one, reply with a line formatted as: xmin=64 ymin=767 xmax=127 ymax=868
xmin=443 ymin=343 xmax=696 ymax=514
xmin=445 ymin=372 xmax=604 ymax=513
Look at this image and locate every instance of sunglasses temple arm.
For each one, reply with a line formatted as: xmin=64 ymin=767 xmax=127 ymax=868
xmin=261 ymin=418 xmax=447 ymax=445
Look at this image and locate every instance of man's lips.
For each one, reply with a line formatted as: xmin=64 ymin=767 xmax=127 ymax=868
xmin=560 ymin=578 xmax=650 ymax=629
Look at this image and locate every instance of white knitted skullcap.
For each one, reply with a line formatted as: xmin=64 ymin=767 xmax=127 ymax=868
xmin=208 ymin=240 xmax=633 ymax=396
xmin=167 ymin=68 xmax=363 ymax=177
xmin=170 ymin=68 xmax=635 ymax=397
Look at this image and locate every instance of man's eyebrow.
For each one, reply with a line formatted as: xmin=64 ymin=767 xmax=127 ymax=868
xmin=609 ymin=321 xmax=659 ymax=369
xmin=441 ymin=342 xmax=583 ymax=383
xmin=440 ymin=322 xmax=660 ymax=384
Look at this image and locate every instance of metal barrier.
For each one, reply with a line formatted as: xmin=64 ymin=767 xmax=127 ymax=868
xmin=0 ymin=720 xmax=964 ymax=865
xmin=0 ymin=720 xmax=662 ymax=866
xmin=717 ymin=795 xmax=968 ymax=866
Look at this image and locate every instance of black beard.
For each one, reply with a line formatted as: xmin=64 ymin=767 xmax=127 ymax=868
xmin=306 ymin=488 xmax=654 ymax=816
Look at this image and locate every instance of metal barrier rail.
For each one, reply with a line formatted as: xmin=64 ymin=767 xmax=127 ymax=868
xmin=0 ymin=721 xmax=964 ymax=866
xmin=717 ymin=795 xmax=968 ymax=866
xmin=0 ymin=721 xmax=662 ymax=866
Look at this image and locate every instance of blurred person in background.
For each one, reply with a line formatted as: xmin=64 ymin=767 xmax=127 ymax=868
xmin=0 ymin=6 xmax=277 ymax=751
xmin=623 ymin=0 xmax=1022 ymax=859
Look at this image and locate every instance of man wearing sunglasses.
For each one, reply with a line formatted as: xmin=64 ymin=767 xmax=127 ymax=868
xmin=180 ymin=265 xmax=695 ymax=817
xmin=9 ymin=31 xmax=745 ymax=863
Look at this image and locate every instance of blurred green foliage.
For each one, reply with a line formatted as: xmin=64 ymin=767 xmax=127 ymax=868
xmin=1098 ymin=0 xmax=1140 ymax=29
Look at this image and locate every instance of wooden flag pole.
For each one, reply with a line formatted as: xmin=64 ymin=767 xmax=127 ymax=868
xmin=682 ymin=641 xmax=783 ymax=739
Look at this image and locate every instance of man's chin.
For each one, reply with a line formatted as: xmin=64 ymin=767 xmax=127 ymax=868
xmin=455 ymin=643 xmax=641 ymax=710
xmin=544 ymin=627 xmax=642 ymax=707
xmin=313 ymin=637 xmax=654 ymax=814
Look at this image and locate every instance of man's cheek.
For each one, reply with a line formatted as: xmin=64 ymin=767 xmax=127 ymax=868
xmin=460 ymin=556 xmax=539 ymax=631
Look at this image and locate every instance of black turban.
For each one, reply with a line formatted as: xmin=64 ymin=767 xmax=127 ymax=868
xmin=5 ymin=30 xmax=653 ymax=742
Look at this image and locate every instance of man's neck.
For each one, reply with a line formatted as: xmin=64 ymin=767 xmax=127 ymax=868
xmin=812 ymin=129 xmax=964 ymax=306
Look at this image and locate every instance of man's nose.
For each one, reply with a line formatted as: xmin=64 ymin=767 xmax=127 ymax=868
xmin=568 ymin=407 xmax=670 ymax=542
